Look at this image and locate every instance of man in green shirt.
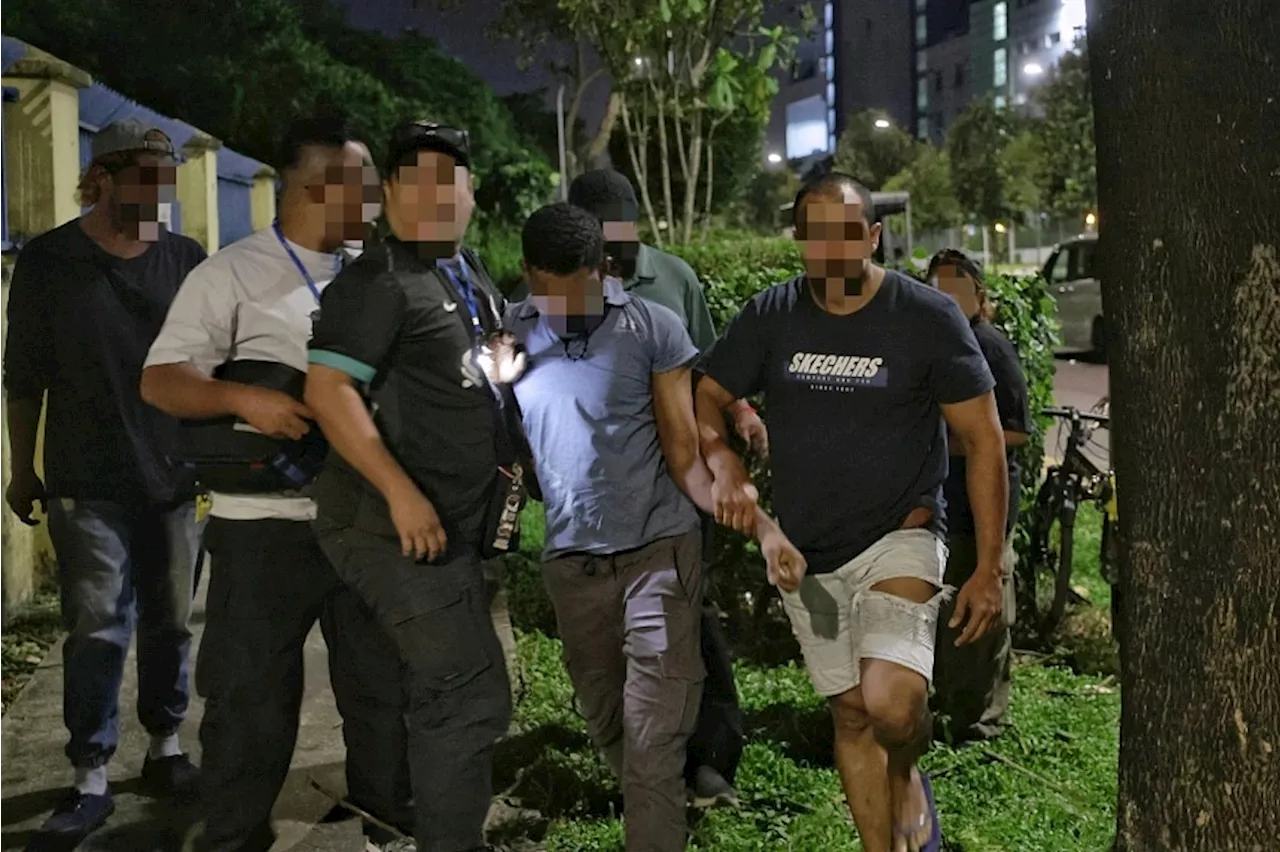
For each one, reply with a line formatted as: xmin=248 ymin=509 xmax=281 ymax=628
xmin=512 ymin=169 xmax=767 ymax=807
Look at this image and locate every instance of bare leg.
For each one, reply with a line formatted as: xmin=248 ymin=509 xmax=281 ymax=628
xmin=861 ymin=576 xmax=939 ymax=852
xmin=830 ymin=687 xmax=893 ymax=852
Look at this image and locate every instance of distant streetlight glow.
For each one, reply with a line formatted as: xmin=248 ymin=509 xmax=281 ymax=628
xmin=1024 ymin=62 xmax=1045 ymax=76
xmin=767 ymin=152 xmax=783 ymax=164
xmin=994 ymin=222 xmax=1008 ymax=234
xmin=874 ymin=118 xmax=891 ymax=129
xmin=1085 ymin=212 xmax=1098 ymax=227
xmin=634 ymin=56 xmax=644 ymax=66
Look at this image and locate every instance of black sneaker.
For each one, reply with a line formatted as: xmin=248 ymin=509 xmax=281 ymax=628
xmin=29 ymin=790 xmax=114 ymax=848
xmin=141 ymin=753 xmax=201 ymax=801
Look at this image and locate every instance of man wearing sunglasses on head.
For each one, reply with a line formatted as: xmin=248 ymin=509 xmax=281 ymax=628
xmin=304 ymin=121 xmax=514 ymax=852
xmin=3 ymin=119 xmax=207 ymax=848
xmin=141 ymin=116 xmax=416 ymax=852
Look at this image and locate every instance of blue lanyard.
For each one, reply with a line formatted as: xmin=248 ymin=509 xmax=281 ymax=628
xmin=438 ymin=258 xmax=485 ymax=342
xmin=272 ymin=221 xmax=335 ymax=304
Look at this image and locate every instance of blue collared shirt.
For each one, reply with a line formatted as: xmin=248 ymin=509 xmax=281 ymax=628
xmin=505 ymin=278 xmax=701 ymax=558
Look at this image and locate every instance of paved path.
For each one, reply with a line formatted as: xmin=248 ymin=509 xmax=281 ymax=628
xmin=0 ymin=565 xmax=363 ymax=852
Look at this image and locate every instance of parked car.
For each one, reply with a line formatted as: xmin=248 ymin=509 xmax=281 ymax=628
xmin=1043 ymin=234 xmax=1105 ymax=357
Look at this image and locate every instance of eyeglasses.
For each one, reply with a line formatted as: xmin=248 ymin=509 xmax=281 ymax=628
xmin=389 ymin=121 xmax=471 ymax=169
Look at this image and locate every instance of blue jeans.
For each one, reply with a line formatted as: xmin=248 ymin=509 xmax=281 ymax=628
xmin=47 ymin=498 xmax=203 ymax=769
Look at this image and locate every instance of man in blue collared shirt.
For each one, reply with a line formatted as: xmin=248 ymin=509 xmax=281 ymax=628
xmin=505 ymin=202 xmax=803 ymax=851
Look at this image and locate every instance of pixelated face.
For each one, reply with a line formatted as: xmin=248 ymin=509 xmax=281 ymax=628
xmin=311 ymin=142 xmax=380 ymax=243
xmin=601 ymin=218 xmax=641 ymax=278
xmin=796 ymin=189 xmax=881 ymax=299
xmin=930 ymin=263 xmax=981 ymax=319
xmin=107 ymin=153 xmax=177 ymax=241
xmin=383 ymin=150 xmax=475 ymax=247
xmin=524 ymin=263 xmax=607 ymax=336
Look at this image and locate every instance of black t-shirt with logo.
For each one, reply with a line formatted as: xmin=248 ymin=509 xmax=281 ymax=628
xmin=308 ymin=238 xmax=505 ymax=546
xmin=700 ymin=270 xmax=995 ymax=574
xmin=2 ymin=221 xmax=207 ymax=504
xmin=944 ymin=319 xmax=1030 ymax=538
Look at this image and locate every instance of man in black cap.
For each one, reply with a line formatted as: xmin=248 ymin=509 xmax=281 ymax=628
xmin=304 ymin=120 xmax=513 ymax=852
xmin=511 ymin=168 xmax=765 ymax=806
xmin=4 ymin=118 xmax=207 ymax=846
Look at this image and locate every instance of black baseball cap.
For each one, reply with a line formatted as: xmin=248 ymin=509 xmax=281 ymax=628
xmin=384 ymin=120 xmax=471 ymax=175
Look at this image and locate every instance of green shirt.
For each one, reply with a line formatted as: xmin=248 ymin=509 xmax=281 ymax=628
xmin=509 ymin=244 xmax=718 ymax=351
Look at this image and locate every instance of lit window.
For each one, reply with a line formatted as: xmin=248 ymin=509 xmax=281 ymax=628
xmin=993 ymin=47 xmax=1008 ymax=87
xmin=915 ymin=0 xmax=927 ymax=10
xmin=785 ymin=95 xmax=828 ymax=159
xmin=826 ymin=56 xmax=836 ymax=81
xmin=824 ymin=1 xmax=834 ymax=28
xmin=825 ymin=27 xmax=834 ymax=55
xmin=993 ymin=1 xmax=1008 ymax=41
xmin=918 ymin=116 xmax=930 ymax=140
xmin=917 ymin=51 xmax=927 ymax=73
xmin=826 ymin=82 xmax=836 ymax=105
xmin=917 ymin=76 xmax=929 ymax=110
xmin=994 ymin=94 xmax=1007 ymax=110
xmin=916 ymin=14 xmax=927 ymax=45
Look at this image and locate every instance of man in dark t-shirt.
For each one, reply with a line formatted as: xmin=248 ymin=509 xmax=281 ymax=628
xmin=927 ymin=250 xmax=1032 ymax=744
xmin=303 ymin=120 xmax=512 ymax=852
xmin=3 ymin=120 xmax=206 ymax=846
xmin=695 ymin=173 xmax=1009 ymax=852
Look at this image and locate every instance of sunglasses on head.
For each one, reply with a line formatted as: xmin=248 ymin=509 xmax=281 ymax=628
xmin=392 ymin=122 xmax=471 ymax=165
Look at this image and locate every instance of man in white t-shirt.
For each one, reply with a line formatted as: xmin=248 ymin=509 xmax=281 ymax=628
xmin=141 ymin=117 xmax=411 ymax=852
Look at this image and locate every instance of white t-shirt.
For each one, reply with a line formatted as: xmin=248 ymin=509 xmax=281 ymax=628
xmin=145 ymin=227 xmax=354 ymax=521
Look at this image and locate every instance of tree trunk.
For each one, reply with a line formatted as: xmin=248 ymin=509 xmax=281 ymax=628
xmin=1090 ymin=2 xmax=1280 ymax=849
xmin=582 ymin=90 xmax=622 ymax=172
xmin=654 ymin=91 xmax=676 ymax=242
xmin=680 ymin=110 xmax=704 ymax=245
xmin=621 ymin=97 xmax=664 ymax=246
xmin=701 ymin=125 xmax=717 ymax=241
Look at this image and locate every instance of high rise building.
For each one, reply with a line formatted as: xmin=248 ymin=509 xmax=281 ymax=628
xmin=765 ymin=0 xmax=1089 ymax=168
xmin=916 ymin=0 xmax=1088 ymax=145
xmin=765 ymin=1 xmax=913 ymax=169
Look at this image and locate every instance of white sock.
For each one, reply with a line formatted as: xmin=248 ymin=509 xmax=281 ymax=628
xmin=148 ymin=733 xmax=182 ymax=760
xmin=74 ymin=765 xmax=108 ymax=796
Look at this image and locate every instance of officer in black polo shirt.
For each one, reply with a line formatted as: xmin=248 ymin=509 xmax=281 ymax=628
xmin=304 ymin=121 xmax=511 ymax=852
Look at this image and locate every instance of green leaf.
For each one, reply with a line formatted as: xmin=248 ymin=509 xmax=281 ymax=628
xmin=659 ymin=0 xmax=672 ymax=24
xmin=757 ymin=44 xmax=777 ymax=72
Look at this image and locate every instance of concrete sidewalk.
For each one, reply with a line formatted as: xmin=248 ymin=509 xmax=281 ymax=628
xmin=1 ymin=566 xmax=364 ymax=852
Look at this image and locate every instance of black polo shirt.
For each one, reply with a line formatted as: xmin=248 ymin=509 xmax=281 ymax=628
xmin=2 ymin=220 xmax=206 ymax=504
xmin=308 ymin=238 xmax=504 ymax=545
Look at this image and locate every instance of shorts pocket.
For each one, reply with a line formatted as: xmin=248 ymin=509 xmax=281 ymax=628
xmin=389 ymin=584 xmax=492 ymax=691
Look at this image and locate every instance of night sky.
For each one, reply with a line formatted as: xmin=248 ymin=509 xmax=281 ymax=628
xmin=336 ymin=0 xmax=610 ymax=121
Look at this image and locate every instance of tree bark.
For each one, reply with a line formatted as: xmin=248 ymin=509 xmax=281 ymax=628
xmin=621 ymin=97 xmax=664 ymax=246
xmin=701 ymin=123 xmax=718 ymax=241
xmin=1089 ymin=2 xmax=1280 ymax=849
xmin=582 ymin=90 xmax=622 ymax=172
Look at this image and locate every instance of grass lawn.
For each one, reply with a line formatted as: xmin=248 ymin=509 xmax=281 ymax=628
xmin=496 ymin=504 xmax=1120 ymax=851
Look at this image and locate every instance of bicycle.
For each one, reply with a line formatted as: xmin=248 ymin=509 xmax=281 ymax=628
xmin=1018 ymin=402 xmax=1119 ymax=639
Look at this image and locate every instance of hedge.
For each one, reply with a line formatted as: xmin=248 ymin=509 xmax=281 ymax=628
xmin=506 ymin=236 xmax=1059 ymax=645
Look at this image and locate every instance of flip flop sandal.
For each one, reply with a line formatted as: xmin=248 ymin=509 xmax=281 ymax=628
xmin=893 ymin=772 xmax=943 ymax=852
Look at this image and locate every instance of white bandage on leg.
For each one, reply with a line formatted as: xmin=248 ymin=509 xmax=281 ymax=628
xmin=852 ymin=588 xmax=952 ymax=682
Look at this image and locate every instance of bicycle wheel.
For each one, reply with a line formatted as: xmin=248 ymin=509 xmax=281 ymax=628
xmin=1023 ymin=471 xmax=1077 ymax=636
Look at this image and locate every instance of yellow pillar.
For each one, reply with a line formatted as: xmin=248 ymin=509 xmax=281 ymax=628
xmin=177 ymin=132 xmax=221 ymax=254
xmin=250 ymin=167 xmax=278 ymax=232
xmin=1 ymin=45 xmax=90 ymax=620
xmin=2 ymin=54 xmax=92 ymax=238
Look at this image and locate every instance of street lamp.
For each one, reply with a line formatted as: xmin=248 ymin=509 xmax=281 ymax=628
xmin=1024 ymin=62 xmax=1045 ymax=76
xmin=767 ymin=152 xmax=783 ymax=164
xmin=874 ymin=118 xmax=891 ymax=129
xmin=994 ymin=222 xmax=1008 ymax=234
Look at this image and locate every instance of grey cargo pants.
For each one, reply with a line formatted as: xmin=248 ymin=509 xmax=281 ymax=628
xmin=543 ymin=529 xmax=705 ymax=852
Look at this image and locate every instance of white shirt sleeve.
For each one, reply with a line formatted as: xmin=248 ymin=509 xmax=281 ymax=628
xmin=145 ymin=259 xmax=238 ymax=375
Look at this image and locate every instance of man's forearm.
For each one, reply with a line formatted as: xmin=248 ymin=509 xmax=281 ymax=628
xmin=140 ymin=363 xmax=242 ymax=419
xmin=965 ymin=433 xmax=1010 ymax=573
xmin=5 ymin=397 xmax=43 ymax=477
xmin=307 ymin=381 xmax=417 ymax=501
xmin=696 ymin=391 xmax=750 ymax=480
xmin=669 ymin=451 xmax=772 ymax=540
